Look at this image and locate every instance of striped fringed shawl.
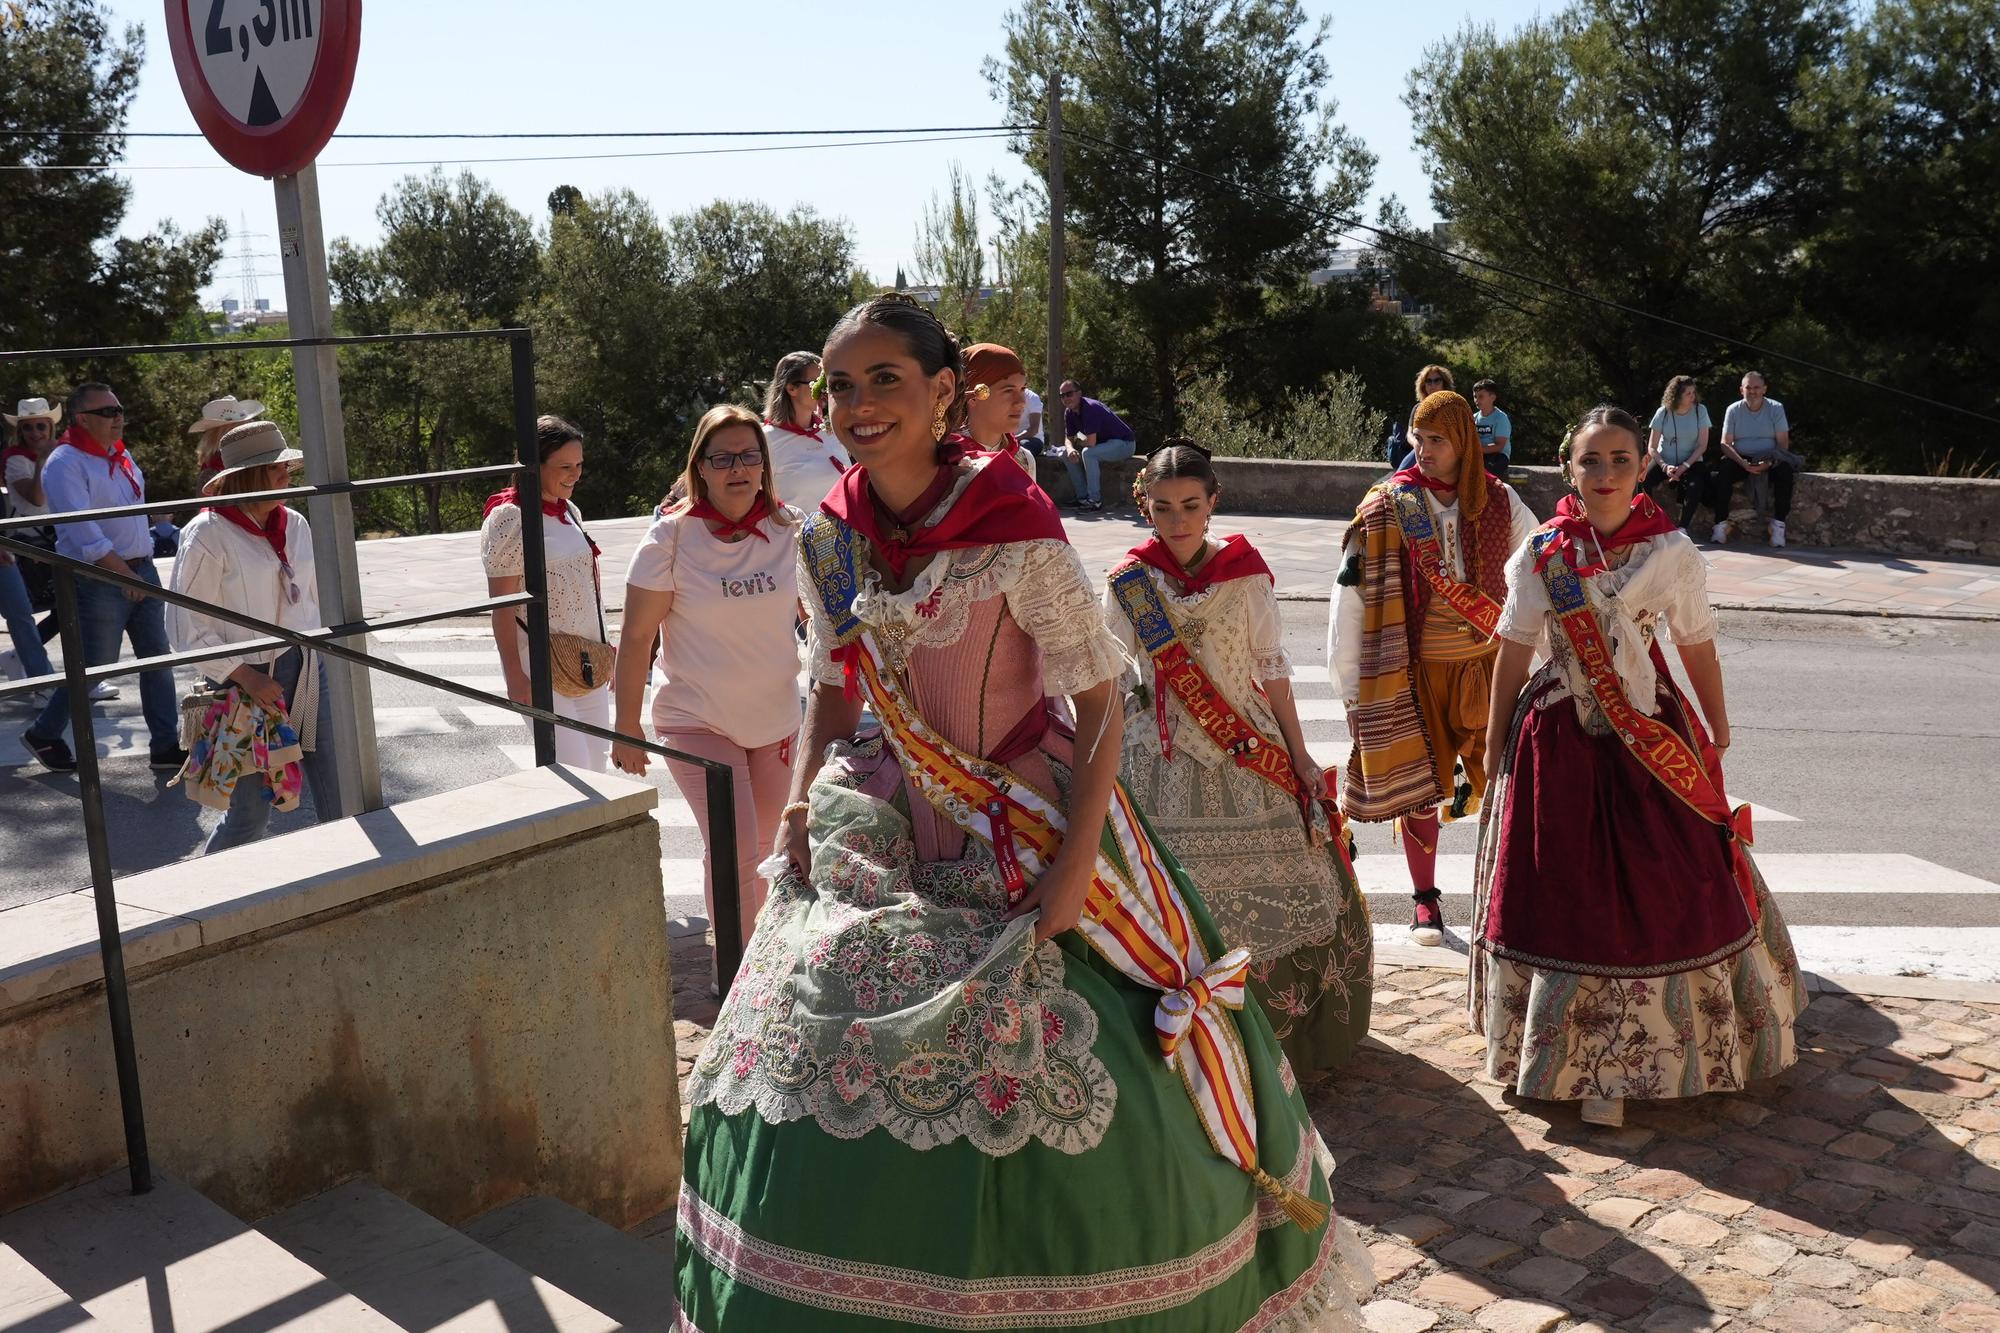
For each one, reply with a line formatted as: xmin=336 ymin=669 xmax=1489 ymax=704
xmin=1338 ymin=489 xmax=1442 ymax=823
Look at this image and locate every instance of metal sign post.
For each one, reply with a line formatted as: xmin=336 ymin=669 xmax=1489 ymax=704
xmin=277 ymin=164 xmax=380 ymax=811
xmin=167 ymin=0 xmax=376 ymax=810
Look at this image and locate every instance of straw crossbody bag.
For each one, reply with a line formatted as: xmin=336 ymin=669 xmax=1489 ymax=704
xmin=517 ymin=503 xmax=616 ymax=698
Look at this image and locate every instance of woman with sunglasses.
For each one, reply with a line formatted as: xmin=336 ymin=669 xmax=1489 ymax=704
xmin=168 ymin=422 xmax=343 ymax=851
xmin=761 ymin=350 xmax=849 ymax=511
xmin=613 ymin=406 xmax=803 ymax=947
xmin=1386 ymin=364 xmax=1456 ymax=470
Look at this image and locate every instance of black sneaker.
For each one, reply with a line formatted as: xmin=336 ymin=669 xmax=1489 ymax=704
xmin=149 ymin=745 xmax=190 ymax=773
xmin=22 ymin=731 xmax=77 ymax=773
xmin=1080 ymin=498 xmax=1103 ymax=512
xmin=1409 ymin=888 xmax=1445 ymax=946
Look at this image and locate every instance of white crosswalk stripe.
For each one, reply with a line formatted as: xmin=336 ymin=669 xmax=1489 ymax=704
xmin=1348 ymin=853 xmax=2000 ymax=897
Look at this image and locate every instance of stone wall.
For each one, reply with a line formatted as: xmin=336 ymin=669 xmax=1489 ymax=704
xmin=1035 ymin=455 xmax=2000 ymax=560
xmin=0 ymin=768 xmax=679 ymax=1226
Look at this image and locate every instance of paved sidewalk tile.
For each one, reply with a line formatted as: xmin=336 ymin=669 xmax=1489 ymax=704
xmin=664 ymin=948 xmax=2000 ymax=1329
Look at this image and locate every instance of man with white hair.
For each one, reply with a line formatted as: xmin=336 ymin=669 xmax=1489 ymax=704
xmin=20 ymin=382 xmax=184 ymax=774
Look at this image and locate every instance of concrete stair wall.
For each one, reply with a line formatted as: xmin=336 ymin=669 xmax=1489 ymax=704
xmin=1 ymin=1173 xmax=680 ymax=1331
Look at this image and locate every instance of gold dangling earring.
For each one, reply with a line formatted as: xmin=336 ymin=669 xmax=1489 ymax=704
xmin=931 ymin=401 xmax=949 ymax=442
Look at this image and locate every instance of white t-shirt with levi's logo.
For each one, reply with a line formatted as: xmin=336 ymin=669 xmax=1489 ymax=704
xmin=623 ymin=504 xmax=804 ymax=748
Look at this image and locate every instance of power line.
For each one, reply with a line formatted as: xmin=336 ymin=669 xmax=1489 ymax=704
xmin=0 ymin=130 xmax=1021 ymax=173
xmin=1054 ymin=124 xmax=2000 ymax=428
xmin=7 ymin=124 xmax=1033 ymax=141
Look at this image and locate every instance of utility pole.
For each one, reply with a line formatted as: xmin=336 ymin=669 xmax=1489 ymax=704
xmin=1046 ymin=72 xmax=1067 ymax=437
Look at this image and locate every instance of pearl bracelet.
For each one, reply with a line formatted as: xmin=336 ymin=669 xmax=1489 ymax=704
xmin=780 ymin=800 xmax=811 ymax=824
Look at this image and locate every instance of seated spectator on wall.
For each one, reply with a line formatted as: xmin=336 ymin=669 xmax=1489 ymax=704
xmin=1715 ymin=371 xmax=1802 ymax=548
xmin=1643 ymin=374 xmax=1720 ymax=534
xmin=1471 ymin=379 xmax=1512 ymax=471
xmin=1387 ymin=365 xmax=1454 ymax=470
xmin=1057 ymin=380 xmax=1137 ymax=512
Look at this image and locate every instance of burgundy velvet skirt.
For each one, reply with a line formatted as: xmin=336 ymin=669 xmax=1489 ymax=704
xmin=1479 ymin=676 xmax=1757 ymax=977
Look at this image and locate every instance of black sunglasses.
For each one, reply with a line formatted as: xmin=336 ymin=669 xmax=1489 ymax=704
xmin=79 ymin=405 xmax=126 ymax=419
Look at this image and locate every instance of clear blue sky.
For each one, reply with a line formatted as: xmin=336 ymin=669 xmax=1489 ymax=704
xmin=99 ymin=0 xmax=1548 ymax=307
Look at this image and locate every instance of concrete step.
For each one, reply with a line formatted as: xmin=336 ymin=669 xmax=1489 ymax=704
xmin=462 ymin=1196 xmax=676 ymax=1331
xmin=0 ymin=1170 xmax=395 ymax=1330
xmin=258 ymin=1180 xmax=618 ymax=1332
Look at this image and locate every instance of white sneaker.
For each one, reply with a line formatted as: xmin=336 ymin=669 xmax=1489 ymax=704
xmin=0 ymin=649 xmax=20 ymax=681
xmin=1581 ymin=1096 xmax=1625 ymax=1127
xmin=1768 ymin=518 xmax=1786 ymax=548
xmin=89 ymin=680 xmax=119 ymax=701
xmin=1710 ymin=522 xmax=1729 ymax=544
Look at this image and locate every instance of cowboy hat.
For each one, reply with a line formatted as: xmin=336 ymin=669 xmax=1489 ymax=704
xmin=187 ymin=396 xmax=266 ymax=434
xmin=201 ymin=421 xmax=304 ymax=496
xmin=4 ymin=397 xmax=62 ymax=428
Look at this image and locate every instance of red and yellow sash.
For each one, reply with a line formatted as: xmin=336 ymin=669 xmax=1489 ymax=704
xmin=1533 ymin=532 xmax=1758 ymax=916
xmin=1391 ymin=484 xmax=1503 ymax=639
xmin=1110 ymin=562 xmax=1347 ymax=857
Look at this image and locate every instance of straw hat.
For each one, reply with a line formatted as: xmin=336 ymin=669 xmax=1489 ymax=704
xmin=187 ymin=396 xmax=266 ymax=435
xmin=201 ymin=421 xmax=304 ymax=496
xmin=4 ymin=397 xmax=62 ymax=428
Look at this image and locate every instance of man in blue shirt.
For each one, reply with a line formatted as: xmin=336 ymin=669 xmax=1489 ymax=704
xmin=23 ymin=382 xmax=184 ymax=773
xmin=1716 ymin=371 xmax=1800 ymax=547
xmin=1056 ymin=380 xmax=1137 ymax=511
xmin=1471 ymin=379 xmax=1512 ymax=471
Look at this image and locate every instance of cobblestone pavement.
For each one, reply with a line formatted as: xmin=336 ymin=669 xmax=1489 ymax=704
xmin=665 ymin=943 xmax=2000 ymax=1331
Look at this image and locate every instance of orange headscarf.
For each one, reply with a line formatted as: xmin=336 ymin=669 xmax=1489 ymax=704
xmin=1410 ymin=390 xmax=1491 ymax=521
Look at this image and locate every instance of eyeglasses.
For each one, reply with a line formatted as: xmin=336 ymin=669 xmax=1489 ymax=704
xmin=1423 ymin=377 xmax=1445 ymax=387
xmin=702 ymin=450 xmax=764 ymax=472
xmin=16 ymin=422 xmax=50 ymax=432
xmin=78 ymin=405 xmax=126 ymax=419
xmin=1059 ymin=390 xmax=1080 ymax=400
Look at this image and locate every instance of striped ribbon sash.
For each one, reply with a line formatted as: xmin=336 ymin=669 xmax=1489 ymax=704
xmin=1533 ymin=531 xmax=1758 ymax=916
xmin=802 ymin=514 xmax=1323 ymax=1229
xmin=1109 ymin=562 xmax=1345 ymax=855
xmin=1391 ymin=484 xmax=1504 ymax=638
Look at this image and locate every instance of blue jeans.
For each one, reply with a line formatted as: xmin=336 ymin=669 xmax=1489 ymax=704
xmin=1061 ymin=436 xmax=1137 ymax=503
xmin=205 ymin=649 xmax=341 ymax=853
xmin=31 ymin=558 xmax=177 ymax=749
xmin=0 ymin=558 xmax=54 ymax=680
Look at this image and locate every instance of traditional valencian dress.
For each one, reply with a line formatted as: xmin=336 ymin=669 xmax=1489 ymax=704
xmin=1470 ymin=497 xmax=1804 ymax=1101
xmin=675 ymin=450 xmax=1369 ymax=1332
xmin=1107 ymin=535 xmax=1372 ymax=1078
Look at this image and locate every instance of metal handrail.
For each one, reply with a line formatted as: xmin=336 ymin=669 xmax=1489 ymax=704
xmin=2 ymin=323 xmax=748 ymax=1200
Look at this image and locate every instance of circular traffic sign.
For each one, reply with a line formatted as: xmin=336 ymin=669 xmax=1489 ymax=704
xmin=165 ymin=0 xmax=362 ymax=178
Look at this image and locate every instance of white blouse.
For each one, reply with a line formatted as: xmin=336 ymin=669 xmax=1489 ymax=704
xmin=479 ymin=502 xmax=603 ymax=642
xmin=1495 ymin=530 xmax=1719 ymax=719
xmin=802 ymin=458 xmax=1126 ymax=700
xmin=169 ymin=507 xmax=321 ymax=679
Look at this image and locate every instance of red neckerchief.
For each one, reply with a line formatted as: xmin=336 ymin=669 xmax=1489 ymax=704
xmin=1534 ymin=493 xmax=1680 ymax=577
xmin=1128 ymin=533 xmax=1272 ymax=597
xmin=1391 ymin=464 xmax=1461 ymax=499
xmin=61 ymin=426 xmax=141 ymax=499
xmin=212 ymin=501 xmax=289 ymax=568
xmin=482 ymin=487 xmax=600 ymax=556
xmin=822 ymin=451 xmax=1066 ymax=582
xmin=687 ymin=493 xmax=775 ymax=543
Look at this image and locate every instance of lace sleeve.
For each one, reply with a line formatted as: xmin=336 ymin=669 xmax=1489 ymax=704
xmin=1660 ymin=536 xmax=1718 ymax=645
xmin=479 ymin=505 xmax=523 ymax=580
xmin=1496 ymin=540 xmax=1550 ymax=646
xmin=1100 ymin=578 xmax=1143 ymax=692
xmin=1247 ymin=578 xmax=1293 ymax=680
xmin=799 ymin=545 xmax=843 ymax=688
xmin=1007 ymin=540 xmax=1129 ymax=697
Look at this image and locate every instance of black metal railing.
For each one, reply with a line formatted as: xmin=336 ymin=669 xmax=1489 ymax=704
xmin=0 ymin=327 xmax=745 ymax=1197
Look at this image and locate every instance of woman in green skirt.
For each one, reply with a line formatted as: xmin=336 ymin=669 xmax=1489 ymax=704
xmin=675 ymin=294 xmax=1369 ymax=1330
xmin=1106 ymin=444 xmax=1372 ymax=1080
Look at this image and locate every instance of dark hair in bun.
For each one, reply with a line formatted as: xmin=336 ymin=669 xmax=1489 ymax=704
xmin=1132 ymin=438 xmax=1220 ymax=504
xmin=826 ymin=291 xmax=965 ymax=460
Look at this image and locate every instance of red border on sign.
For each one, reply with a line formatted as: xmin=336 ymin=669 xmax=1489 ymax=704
xmin=165 ymin=0 xmax=362 ymax=178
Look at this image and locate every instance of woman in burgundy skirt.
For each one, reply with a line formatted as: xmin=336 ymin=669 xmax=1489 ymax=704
xmin=1471 ymin=405 xmax=1803 ymax=1128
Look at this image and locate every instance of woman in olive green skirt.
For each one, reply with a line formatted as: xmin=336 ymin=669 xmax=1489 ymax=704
xmin=674 ymin=296 xmax=1369 ymax=1330
xmin=1105 ymin=447 xmax=1373 ymax=1079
